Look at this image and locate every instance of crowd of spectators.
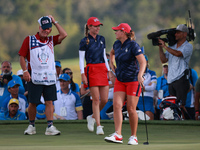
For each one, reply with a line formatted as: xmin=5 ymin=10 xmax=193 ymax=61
xmin=0 ymin=56 xmax=199 ymax=121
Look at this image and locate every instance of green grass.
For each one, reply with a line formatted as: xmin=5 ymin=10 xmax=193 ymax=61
xmin=0 ymin=120 xmax=200 ymax=150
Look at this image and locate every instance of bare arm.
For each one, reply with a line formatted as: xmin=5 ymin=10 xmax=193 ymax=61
xmin=77 ymin=110 xmax=83 ymax=120
xmin=158 ymin=38 xmax=183 ymax=60
xmin=19 ymin=56 xmax=31 ymax=82
xmin=109 ymin=48 xmax=116 ymax=73
xmin=136 ymin=54 xmax=146 ymax=86
xmin=48 ymin=15 xmax=67 ymax=43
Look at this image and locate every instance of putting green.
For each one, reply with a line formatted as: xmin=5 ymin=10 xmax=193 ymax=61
xmin=0 ymin=120 xmax=199 ymax=150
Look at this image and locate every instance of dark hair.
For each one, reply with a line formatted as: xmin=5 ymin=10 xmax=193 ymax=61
xmin=1 ymin=61 xmax=12 ymax=66
xmin=62 ymin=68 xmax=76 ymax=91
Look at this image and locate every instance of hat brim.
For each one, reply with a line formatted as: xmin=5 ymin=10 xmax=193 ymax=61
xmin=59 ymin=78 xmax=70 ymax=82
xmin=9 ymin=84 xmax=20 ymax=88
xmin=56 ymin=64 xmax=61 ymax=67
xmin=88 ymin=23 xmax=103 ymax=26
xmin=36 ymin=114 xmax=46 ymax=119
xmin=112 ymin=27 xmax=120 ymax=31
xmin=41 ymin=23 xmax=52 ymax=30
xmin=9 ymin=102 xmax=19 ymax=105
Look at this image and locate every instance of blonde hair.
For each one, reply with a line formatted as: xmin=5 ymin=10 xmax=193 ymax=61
xmin=126 ymin=30 xmax=136 ymax=41
xmin=84 ymin=24 xmax=90 ymax=45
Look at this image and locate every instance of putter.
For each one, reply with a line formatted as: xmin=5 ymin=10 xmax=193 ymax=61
xmin=141 ymin=86 xmax=149 ymax=145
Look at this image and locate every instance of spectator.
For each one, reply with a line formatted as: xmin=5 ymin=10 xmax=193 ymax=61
xmin=36 ymin=104 xmax=46 ymax=120
xmin=0 ymin=61 xmax=25 ymax=107
xmin=154 ymin=63 xmax=170 ymax=120
xmin=0 ymin=98 xmax=26 ymax=120
xmin=1 ymin=79 xmax=28 ymax=114
xmin=17 ymin=69 xmax=28 ymax=99
xmin=62 ymin=68 xmax=80 ymax=96
xmin=54 ymin=74 xmax=83 ymax=120
xmin=137 ymin=55 xmax=157 ymax=120
xmin=55 ymin=60 xmax=62 ymax=91
xmin=18 ymin=15 xmax=67 ymax=135
xmin=158 ymin=24 xmax=193 ymax=118
xmin=195 ymin=77 xmax=200 ymax=120
xmin=185 ymin=68 xmax=198 ymax=120
xmin=80 ymin=82 xmax=92 ymax=119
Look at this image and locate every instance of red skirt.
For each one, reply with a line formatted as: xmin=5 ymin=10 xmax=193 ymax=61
xmin=84 ymin=63 xmax=109 ymax=88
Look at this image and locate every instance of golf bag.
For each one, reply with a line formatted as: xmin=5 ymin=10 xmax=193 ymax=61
xmin=106 ymin=103 xmax=150 ymax=120
xmin=159 ymin=96 xmax=182 ymax=120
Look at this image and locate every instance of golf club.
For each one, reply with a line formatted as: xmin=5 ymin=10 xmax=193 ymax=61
xmin=141 ymin=86 xmax=149 ymax=145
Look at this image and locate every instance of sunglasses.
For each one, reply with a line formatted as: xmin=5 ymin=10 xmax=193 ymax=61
xmin=66 ymin=72 xmax=72 ymax=75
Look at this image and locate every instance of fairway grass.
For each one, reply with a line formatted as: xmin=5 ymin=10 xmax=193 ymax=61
xmin=0 ymin=120 xmax=200 ymax=150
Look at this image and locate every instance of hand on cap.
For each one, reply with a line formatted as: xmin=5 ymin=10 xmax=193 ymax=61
xmin=48 ymin=15 xmax=55 ymax=24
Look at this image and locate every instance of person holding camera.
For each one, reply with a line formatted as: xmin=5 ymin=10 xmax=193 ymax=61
xmin=0 ymin=61 xmax=25 ymax=108
xmin=158 ymin=24 xmax=193 ymax=118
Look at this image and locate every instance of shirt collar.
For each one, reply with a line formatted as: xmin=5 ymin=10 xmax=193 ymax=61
xmin=60 ymin=89 xmax=72 ymax=95
xmin=35 ymin=32 xmax=48 ymax=42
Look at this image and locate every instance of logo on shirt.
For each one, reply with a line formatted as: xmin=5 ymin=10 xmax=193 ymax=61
xmin=138 ymin=49 xmax=142 ymax=52
xmin=100 ymin=41 xmax=103 ymax=44
xmin=125 ymin=48 xmax=128 ymax=52
xmin=38 ymin=48 xmax=49 ymax=64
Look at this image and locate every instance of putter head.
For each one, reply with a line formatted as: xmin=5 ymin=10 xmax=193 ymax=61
xmin=143 ymin=142 xmax=149 ymax=145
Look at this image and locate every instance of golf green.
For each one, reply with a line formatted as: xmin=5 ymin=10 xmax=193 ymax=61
xmin=0 ymin=120 xmax=200 ymax=150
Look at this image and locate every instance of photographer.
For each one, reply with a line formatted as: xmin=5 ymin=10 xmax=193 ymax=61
xmin=158 ymin=24 xmax=193 ymax=119
xmin=0 ymin=61 xmax=25 ymax=108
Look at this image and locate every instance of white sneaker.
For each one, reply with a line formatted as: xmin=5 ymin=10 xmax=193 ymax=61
xmin=86 ymin=115 xmax=96 ymax=132
xmin=24 ymin=125 xmax=36 ymax=135
xmin=45 ymin=125 xmax=61 ymax=135
xmin=128 ymin=136 xmax=138 ymax=145
xmin=104 ymin=132 xmax=123 ymax=144
xmin=96 ymin=126 xmax=104 ymax=135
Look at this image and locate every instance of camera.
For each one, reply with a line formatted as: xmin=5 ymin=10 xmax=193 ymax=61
xmin=147 ymin=10 xmax=195 ymax=46
xmin=147 ymin=28 xmax=177 ymax=46
xmin=2 ymin=74 xmax=12 ymax=81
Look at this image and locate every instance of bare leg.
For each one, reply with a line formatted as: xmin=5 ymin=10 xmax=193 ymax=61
xmin=28 ymin=103 xmax=37 ymax=120
xmin=145 ymin=111 xmax=154 ymax=120
xmin=99 ymin=86 xmax=109 ymax=111
xmin=126 ymin=95 xmax=139 ymax=136
xmin=113 ymin=92 xmax=126 ymax=135
xmin=90 ymin=86 xmax=100 ymax=126
xmin=45 ymin=101 xmax=54 ymax=120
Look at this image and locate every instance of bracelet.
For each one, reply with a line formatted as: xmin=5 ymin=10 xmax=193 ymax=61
xmin=54 ymin=21 xmax=58 ymax=25
xmin=23 ymin=70 xmax=28 ymax=73
xmin=195 ymin=111 xmax=199 ymax=114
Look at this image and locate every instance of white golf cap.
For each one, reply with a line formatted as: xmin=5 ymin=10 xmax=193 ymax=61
xmin=17 ymin=69 xmax=23 ymax=76
xmin=176 ymin=24 xmax=189 ymax=33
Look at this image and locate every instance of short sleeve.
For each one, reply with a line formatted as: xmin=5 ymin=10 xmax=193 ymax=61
xmin=79 ymin=38 xmax=87 ymax=51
